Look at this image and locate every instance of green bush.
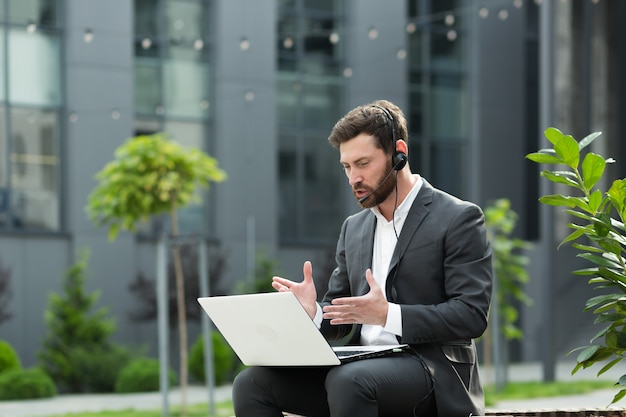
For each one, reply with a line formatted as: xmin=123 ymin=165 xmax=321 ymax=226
xmin=115 ymin=357 xmax=176 ymax=393
xmin=0 ymin=340 xmax=21 ymax=374
xmin=188 ymin=331 xmax=237 ymax=385
xmin=38 ymin=250 xmax=117 ymax=392
xmin=73 ymin=345 xmax=134 ymax=392
xmin=0 ymin=367 xmax=56 ymax=400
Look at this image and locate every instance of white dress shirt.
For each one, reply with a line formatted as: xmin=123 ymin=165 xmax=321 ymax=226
xmin=361 ymin=174 xmax=423 ymax=345
xmin=313 ymin=174 xmax=423 ymax=346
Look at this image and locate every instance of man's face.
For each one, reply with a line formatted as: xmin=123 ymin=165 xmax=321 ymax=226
xmin=339 ymin=133 xmax=396 ymax=208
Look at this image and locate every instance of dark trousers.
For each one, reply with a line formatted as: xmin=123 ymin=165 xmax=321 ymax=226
xmin=232 ymin=352 xmax=436 ymax=417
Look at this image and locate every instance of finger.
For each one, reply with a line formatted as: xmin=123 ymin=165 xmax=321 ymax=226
xmin=273 ymin=276 xmax=292 ymax=286
xmin=330 ymin=318 xmax=355 ymax=325
xmin=272 ymin=276 xmax=292 ymax=292
xmin=330 ymin=297 xmax=360 ymax=306
xmin=302 ymin=261 xmax=313 ymax=284
xmin=365 ymin=269 xmax=379 ymax=289
xmin=323 ymin=309 xmax=353 ymax=320
xmin=323 ymin=303 xmax=355 ymax=312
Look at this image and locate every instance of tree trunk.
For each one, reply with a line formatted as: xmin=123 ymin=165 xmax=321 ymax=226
xmin=170 ymin=198 xmax=188 ymax=417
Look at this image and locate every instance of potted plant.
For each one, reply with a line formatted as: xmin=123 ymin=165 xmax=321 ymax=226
xmin=526 ymin=127 xmax=626 ymax=404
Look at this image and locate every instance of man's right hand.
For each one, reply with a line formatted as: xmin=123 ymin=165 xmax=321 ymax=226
xmin=272 ymin=260 xmax=318 ymax=319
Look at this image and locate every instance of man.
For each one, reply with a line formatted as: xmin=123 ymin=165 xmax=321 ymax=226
xmin=232 ymin=100 xmax=493 ymax=416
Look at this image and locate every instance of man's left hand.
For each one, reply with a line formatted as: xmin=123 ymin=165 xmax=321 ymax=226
xmin=322 ymin=269 xmax=388 ymax=326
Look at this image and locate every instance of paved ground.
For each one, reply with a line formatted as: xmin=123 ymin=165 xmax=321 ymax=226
xmin=0 ymin=361 xmax=624 ymax=417
xmin=0 ymin=385 xmax=233 ymax=417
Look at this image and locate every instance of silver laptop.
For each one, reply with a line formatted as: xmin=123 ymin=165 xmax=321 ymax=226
xmin=197 ymin=292 xmax=408 ymax=366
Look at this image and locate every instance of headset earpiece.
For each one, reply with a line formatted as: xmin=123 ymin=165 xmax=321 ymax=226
xmin=372 ymin=104 xmax=406 ymax=171
xmin=393 ymin=152 xmax=407 ymax=171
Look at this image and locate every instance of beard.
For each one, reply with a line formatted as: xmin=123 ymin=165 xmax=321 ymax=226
xmin=354 ymin=159 xmax=397 ymax=208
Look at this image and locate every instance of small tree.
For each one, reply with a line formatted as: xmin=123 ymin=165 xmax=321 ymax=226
xmin=38 ymin=250 xmax=116 ymax=392
xmin=484 ymin=198 xmax=533 ymax=341
xmin=482 ymin=198 xmax=533 ymax=389
xmin=128 ymin=245 xmax=228 ymax=325
xmin=86 ymin=133 xmax=226 ymax=415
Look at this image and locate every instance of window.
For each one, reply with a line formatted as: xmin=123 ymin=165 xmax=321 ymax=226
xmin=406 ymin=0 xmax=469 ymax=198
xmin=0 ymin=0 xmax=61 ymax=232
xmin=277 ymin=0 xmax=345 ymax=245
xmin=133 ymin=0 xmax=212 ymax=237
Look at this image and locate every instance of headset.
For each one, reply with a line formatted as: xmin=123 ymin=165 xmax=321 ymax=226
xmin=358 ymin=105 xmax=408 ymax=206
xmin=372 ymin=104 xmax=408 ymax=171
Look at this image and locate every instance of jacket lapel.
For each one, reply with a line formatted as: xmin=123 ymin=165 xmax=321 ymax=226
xmin=387 ymin=180 xmax=434 ymax=278
xmin=359 ymin=212 xmax=376 ymax=285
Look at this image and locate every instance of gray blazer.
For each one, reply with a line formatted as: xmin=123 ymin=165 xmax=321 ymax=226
xmin=320 ymin=179 xmax=493 ymax=417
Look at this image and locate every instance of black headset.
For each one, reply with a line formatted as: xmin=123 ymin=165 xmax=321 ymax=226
xmin=372 ymin=105 xmax=408 ymax=171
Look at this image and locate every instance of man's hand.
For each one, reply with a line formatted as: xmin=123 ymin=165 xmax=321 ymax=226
xmin=272 ymin=260 xmax=318 ymax=319
xmin=322 ymin=269 xmax=388 ymax=326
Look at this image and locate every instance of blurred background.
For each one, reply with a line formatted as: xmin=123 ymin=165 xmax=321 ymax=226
xmin=0 ymin=0 xmax=624 ymax=384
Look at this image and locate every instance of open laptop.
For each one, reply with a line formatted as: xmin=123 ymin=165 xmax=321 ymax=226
xmin=197 ymin=292 xmax=408 ymax=366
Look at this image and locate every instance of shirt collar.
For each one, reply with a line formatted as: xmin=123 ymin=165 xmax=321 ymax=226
xmin=370 ymin=174 xmax=423 ymax=222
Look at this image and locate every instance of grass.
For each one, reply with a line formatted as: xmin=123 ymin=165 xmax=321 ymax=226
xmin=484 ymin=379 xmax=616 ymax=406
xmin=16 ymin=380 xmax=618 ymax=417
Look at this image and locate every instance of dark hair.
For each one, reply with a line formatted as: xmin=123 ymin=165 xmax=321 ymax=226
xmin=327 ymin=99 xmax=408 ymax=156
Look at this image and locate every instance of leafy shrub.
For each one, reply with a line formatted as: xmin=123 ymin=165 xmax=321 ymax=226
xmin=0 ymin=367 xmax=56 ymax=400
xmin=38 ymin=250 xmax=117 ymax=392
xmin=73 ymin=345 xmax=134 ymax=392
xmin=0 ymin=339 xmax=21 ymax=374
xmin=527 ymin=128 xmax=626 ymax=404
xmin=484 ymin=198 xmax=533 ymax=340
xmin=115 ymin=357 xmax=176 ymax=393
xmin=188 ymin=331 xmax=237 ymax=385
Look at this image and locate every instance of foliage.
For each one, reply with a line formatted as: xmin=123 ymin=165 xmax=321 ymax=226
xmin=72 ymin=345 xmax=135 ymax=392
xmin=38 ymin=250 xmax=117 ymax=393
xmin=0 ymin=367 xmax=56 ymax=400
xmin=188 ymin=331 xmax=238 ymax=385
xmin=236 ymin=249 xmax=281 ymax=294
xmin=526 ymin=127 xmax=626 ymax=404
xmin=484 ymin=198 xmax=533 ymax=340
xmin=0 ymin=339 xmax=21 ymax=374
xmin=128 ymin=245 xmax=228 ymax=326
xmin=115 ymin=357 xmax=176 ymax=393
xmin=86 ymin=132 xmax=226 ymax=416
xmin=0 ymin=257 xmax=12 ymax=324
xmin=86 ymin=133 xmax=226 ymax=241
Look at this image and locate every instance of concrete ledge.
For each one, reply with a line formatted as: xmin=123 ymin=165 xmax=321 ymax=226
xmin=285 ymin=409 xmax=626 ymax=417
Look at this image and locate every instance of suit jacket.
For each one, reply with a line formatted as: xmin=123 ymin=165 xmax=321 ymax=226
xmin=319 ymin=179 xmax=493 ymax=417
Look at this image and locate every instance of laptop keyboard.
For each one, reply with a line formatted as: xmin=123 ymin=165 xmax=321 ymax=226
xmin=335 ymin=350 xmax=375 ymax=358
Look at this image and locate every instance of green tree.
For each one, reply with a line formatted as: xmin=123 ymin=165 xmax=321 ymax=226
xmin=527 ymin=127 xmax=626 ymax=405
xmin=484 ymin=198 xmax=533 ymax=341
xmin=482 ymin=198 xmax=533 ymax=390
xmin=86 ymin=133 xmax=226 ymax=415
xmin=38 ymin=250 xmax=116 ymax=392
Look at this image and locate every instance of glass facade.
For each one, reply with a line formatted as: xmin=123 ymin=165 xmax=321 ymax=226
xmin=407 ymin=0 xmax=469 ymax=199
xmin=0 ymin=0 xmax=61 ymax=231
xmin=277 ymin=0 xmax=345 ymax=245
xmin=133 ymin=0 xmax=211 ymax=236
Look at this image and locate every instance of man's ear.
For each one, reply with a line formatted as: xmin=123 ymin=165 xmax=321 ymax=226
xmin=396 ymin=139 xmax=408 ymax=156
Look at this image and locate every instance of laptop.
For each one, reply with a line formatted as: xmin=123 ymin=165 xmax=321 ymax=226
xmin=197 ymin=291 xmax=408 ymax=366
